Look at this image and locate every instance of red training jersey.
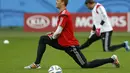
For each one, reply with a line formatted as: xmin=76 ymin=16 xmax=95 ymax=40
xmin=56 ymin=9 xmax=79 ymax=47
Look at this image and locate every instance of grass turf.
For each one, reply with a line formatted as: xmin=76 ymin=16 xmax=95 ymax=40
xmin=0 ymin=28 xmax=130 ymax=73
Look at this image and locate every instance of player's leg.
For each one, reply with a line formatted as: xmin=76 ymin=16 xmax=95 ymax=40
xmin=24 ymin=35 xmax=64 ymax=69
xmin=65 ymin=46 xmax=87 ymax=66
xmin=65 ymin=46 xmax=119 ymax=68
xmin=87 ymin=54 xmax=120 ymax=68
xmin=79 ymin=33 xmax=101 ymax=50
xmin=101 ymin=31 xmax=127 ymax=52
xmin=35 ymin=35 xmax=64 ymax=64
xmin=24 ymin=35 xmax=52 ymax=69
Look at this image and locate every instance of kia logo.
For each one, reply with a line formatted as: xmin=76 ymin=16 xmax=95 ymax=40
xmin=26 ymin=15 xmax=50 ymax=29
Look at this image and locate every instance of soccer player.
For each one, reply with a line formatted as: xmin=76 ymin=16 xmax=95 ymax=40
xmin=79 ymin=0 xmax=130 ymax=52
xmin=24 ymin=0 xmax=120 ymax=69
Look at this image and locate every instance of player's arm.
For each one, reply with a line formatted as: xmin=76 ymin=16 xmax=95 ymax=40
xmin=49 ymin=16 xmax=67 ymax=39
xmin=93 ymin=5 xmax=107 ymax=36
xmin=98 ymin=6 xmax=108 ymax=25
xmin=92 ymin=20 xmax=101 ymax=36
xmin=52 ymin=26 xmax=63 ymax=39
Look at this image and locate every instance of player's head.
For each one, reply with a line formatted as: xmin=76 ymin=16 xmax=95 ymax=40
xmin=85 ymin=0 xmax=96 ymax=10
xmin=56 ymin=0 xmax=68 ymax=9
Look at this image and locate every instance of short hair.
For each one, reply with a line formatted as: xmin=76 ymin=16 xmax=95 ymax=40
xmin=62 ymin=0 xmax=68 ymax=6
xmin=85 ymin=0 xmax=95 ymax=4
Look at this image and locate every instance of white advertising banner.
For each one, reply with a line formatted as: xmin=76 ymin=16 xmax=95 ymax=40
xmin=128 ymin=13 xmax=130 ymax=32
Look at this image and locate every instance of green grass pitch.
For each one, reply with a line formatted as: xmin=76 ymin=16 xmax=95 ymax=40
xmin=0 ymin=28 xmax=130 ymax=73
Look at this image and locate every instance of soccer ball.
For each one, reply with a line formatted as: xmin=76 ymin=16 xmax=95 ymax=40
xmin=3 ymin=40 xmax=9 ymax=44
xmin=48 ymin=65 xmax=62 ymax=73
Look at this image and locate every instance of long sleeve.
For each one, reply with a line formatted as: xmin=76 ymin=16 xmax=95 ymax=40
xmin=97 ymin=6 xmax=108 ymax=25
xmin=52 ymin=16 xmax=67 ymax=39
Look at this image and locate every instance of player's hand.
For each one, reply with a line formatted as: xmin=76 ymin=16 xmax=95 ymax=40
xmin=95 ymin=28 xmax=101 ymax=36
xmin=47 ymin=31 xmax=54 ymax=40
xmin=48 ymin=34 xmax=53 ymax=40
xmin=46 ymin=31 xmax=54 ymax=35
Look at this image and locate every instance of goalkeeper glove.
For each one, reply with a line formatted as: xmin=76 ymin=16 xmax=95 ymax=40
xmin=47 ymin=32 xmax=54 ymax=40
xmin=95 ymin=28 xmax=101 ymax=36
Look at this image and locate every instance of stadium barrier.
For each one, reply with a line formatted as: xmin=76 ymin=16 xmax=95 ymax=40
xmin=128 ymin=12 xmax=130 ymax=32
xmin=24 ymin=13 xmax=130 ymax=32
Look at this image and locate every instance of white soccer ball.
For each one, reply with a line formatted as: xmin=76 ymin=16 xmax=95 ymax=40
xmin=3 ymin=40 xmax=9 ymax=44
xmin=48 ymin=65 xmax=62 ymax=73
